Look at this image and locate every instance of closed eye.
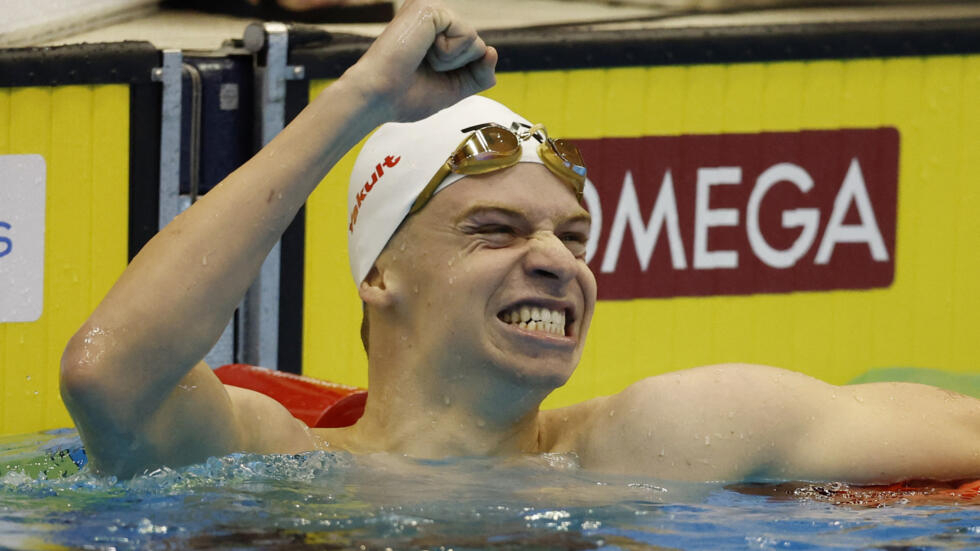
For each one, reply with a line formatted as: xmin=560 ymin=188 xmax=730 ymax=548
xmin=559 ymin=231 xmax=588 ymax=257
xmin=477 ymin=224 xmax=517 ymax=235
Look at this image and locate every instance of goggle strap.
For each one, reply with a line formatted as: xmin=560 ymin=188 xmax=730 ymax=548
xmin=409 ymin=162 xmax=452 ymax=215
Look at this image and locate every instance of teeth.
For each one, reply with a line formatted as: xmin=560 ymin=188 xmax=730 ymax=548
xmin=502 ymin=305 xmax=567 ymax=336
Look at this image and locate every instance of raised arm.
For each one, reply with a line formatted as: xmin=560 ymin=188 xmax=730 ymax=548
xmin=60 ymin=0 xmax=497 ymax=478
xmin=561 ymin=364 xmax=980 ymax=483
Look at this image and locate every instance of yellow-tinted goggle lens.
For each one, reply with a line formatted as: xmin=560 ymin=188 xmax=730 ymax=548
xmin=537 ymin=140 xmax=586 ymax=199
xmin=450 ymin=126 xmax=521 ymax=174
xmin=411 ymin=123 xmax=587 ymax=215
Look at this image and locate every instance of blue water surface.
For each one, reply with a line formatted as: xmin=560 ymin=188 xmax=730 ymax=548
xmin=0 ymin=429 xmax=977 ymax=550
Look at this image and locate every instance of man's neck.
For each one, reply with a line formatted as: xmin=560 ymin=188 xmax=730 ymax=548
xmin=324 ymin=353 xmax=551 ymax=458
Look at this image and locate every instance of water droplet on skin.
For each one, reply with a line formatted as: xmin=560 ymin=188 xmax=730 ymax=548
xmin=608 ymin=410 xmax=615 ymax=417
xmin=399 ymin=242 xmax=406 ymax=251
xmin=704 ymin=435 xmax=711 ymax=446
xmin=277 ymin=192 xmax=283 ymax=200
xmin=25 ymin=375 xmax=31 ymax=381
xmin=448 ymin=277 xmax=455 ymax=284
xmin=476 ymin=419 xmax=486 ymax=428
xmin=202 ymin=256 xmax=208 ymax=266
xmin=853 ymin=394 xmax=864 ymax=403
xmin=413 ymin=285 xmax=419 ymax=294
xmin=443 ymin=396 xmax=451 ymax=406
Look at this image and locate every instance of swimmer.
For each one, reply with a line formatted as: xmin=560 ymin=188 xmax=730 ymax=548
xmin=60 ymin=0 xmax=980 ymax=481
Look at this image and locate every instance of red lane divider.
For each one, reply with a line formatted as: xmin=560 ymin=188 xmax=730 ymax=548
xmin=214 ymin=364 xmax=367 ymax=428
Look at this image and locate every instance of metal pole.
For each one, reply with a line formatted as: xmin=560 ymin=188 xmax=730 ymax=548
xmin=151 ymin=49 xmax=182 ymax=233
xmin=239 ymin=22 xmax=305 ymax=369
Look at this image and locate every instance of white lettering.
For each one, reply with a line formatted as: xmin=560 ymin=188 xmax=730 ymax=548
xmin=815 ymin=158 xmax=888 ymax=264
xmin=694 ymin=167 xmax=740 ymax=269
xmin=601 ymin=170 xmax=686 ymax=273
xmin=747 ymin=163 xmax=820 ymax=269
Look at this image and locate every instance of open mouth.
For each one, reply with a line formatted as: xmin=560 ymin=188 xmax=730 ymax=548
xmin=497 ymin=303 xmax=571 ymax=337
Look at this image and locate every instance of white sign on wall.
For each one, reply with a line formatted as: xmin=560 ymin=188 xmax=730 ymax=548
xmin=0 ymin=154 xmax=46 ymax=322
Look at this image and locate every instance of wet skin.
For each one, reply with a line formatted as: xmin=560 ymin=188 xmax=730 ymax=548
xmin=376 ymin=163 xmax=596 ymax=396
xmin=59 ymin=0 xmax=500 ymax=478
xmin=57 ymin=0 xmax=980 ymax=482
xmin=325 ymin=164 xmax=597 ymax=456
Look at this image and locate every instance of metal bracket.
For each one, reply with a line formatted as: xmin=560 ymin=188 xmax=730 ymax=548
xmin=151 ymin=49 xmax=183 ymax=232
xmin=247 ymin=22 xmax=306 ymax=146
xmin=238 ymin=22 xmax=306 ymax=370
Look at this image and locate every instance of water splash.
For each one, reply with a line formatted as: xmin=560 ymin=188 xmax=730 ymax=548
xmin=0 ymin=430 xmax=977 ymax=550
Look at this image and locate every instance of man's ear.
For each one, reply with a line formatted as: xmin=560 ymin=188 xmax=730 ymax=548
xmin=358 ymin=265 xmax=396 ymax=308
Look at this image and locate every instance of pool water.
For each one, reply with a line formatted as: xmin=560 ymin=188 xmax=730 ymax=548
xmin=0 ymin=430 xmax=978 ymax=550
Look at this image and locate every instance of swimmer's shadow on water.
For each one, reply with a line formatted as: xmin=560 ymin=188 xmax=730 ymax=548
xmin=171 ymin=524 xmax=659 ymax=551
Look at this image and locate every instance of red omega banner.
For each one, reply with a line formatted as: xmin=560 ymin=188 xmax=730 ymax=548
xmin=578 ymin=128 xmax=899 ymax=300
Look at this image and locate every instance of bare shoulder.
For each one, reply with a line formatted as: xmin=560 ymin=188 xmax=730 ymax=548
xmin=540 ymin=364 xmax=833 ymax=479
xmin=224 ymin=385 xmax=318 ymax=454
xmin=548 ymin=363 xmax=828 ymax=428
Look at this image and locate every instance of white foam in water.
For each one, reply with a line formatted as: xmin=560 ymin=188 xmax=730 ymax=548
xmin=1 ymin=430 xmax=978 ymax=550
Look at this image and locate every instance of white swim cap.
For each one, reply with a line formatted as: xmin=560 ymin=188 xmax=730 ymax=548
xmin=347 ymin=95 xmax=546 ymax=284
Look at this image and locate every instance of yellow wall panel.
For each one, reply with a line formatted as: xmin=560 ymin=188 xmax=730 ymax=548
xmin=302 ymin=79 xmax=370 ymax=389
xmin=761 ymin=62 xmax=805 ymax=130
xmin=645 ymin=66 xmax=688 ymax=136
xmin=723 ymin=63 xmax=765 ymax=132
xmin=2 ymin=87 xmax=52 ymax=433
xmin=0 ymin=84 xmax=129 ymax=435
xmin=951 ymin=56 xmax=980 ymax=366
xmin=302 ymin=54 xmax=980 ymax=408
xmin=800 ymin=61 xmax=843 ymax=130
xmin=685 ymin=65 xmax=728 ymax=134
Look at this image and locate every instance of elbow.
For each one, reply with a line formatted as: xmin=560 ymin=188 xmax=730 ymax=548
xmin=59 ymin=326 xmax=115 ymax=409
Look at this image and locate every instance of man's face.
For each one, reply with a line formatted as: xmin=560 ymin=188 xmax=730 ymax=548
xmin=378 ymin=163 xmax=597 ymax=390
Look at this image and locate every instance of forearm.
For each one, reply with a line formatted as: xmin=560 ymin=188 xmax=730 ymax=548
xmin=574 ymin=366 xmax=980 ymax=483
xmin=782 ymin=382 xmax=980 ymax=483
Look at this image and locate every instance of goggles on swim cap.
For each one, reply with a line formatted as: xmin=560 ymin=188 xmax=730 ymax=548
xmin=347 ymin=96 xmax=584 ymax=284
xmin=408 ymin=122 xmax=587 ymax=216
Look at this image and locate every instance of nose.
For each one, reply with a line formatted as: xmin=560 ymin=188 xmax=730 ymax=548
xmin=522 ymin=232 xmax=577 ymax=287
